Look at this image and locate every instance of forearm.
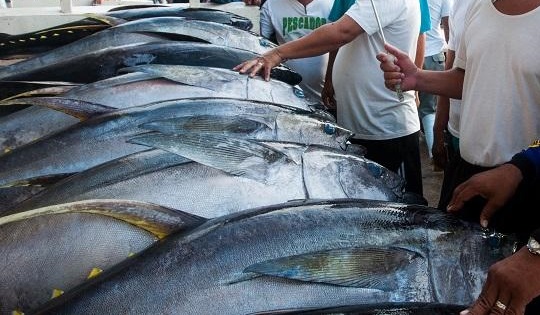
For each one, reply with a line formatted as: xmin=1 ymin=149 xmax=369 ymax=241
xmin=433 ymin=49 xmax=454 ymax=130
xmin=416 ymin=67 xmax=464 ymax=99
xmin=325 ymin=49 xmax=338 ymax=82
xmin=415 ymin=34 xmax=425 ymax=69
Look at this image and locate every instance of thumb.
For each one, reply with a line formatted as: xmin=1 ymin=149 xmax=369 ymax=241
xmin=384 ymin=43 xmax=406 ymax=60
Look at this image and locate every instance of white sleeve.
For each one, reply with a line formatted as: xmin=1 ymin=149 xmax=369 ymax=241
xmin=260 ymin=2 xmax=275 ymax=39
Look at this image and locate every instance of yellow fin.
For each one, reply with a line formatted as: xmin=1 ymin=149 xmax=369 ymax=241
xmin=12 ymin=310 xmax=24 ymax=315
xmin=0 ymin=199 xmax=205 ymax=240
xmin=51 ymin=288 xmax=64 ymax=299
xmin=87 ymin=267 xmax=103 ymax=279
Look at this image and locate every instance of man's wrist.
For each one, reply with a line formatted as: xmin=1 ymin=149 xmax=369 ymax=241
xmin=506 ymin=149 xmax=536 ymax=184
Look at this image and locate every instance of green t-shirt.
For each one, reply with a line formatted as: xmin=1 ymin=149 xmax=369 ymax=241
xmin=328 ymin=0 xmax=431 ymax=34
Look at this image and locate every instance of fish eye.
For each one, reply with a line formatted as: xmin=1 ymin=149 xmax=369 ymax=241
xmin=324 ymin=123 xmax=336 ymax=135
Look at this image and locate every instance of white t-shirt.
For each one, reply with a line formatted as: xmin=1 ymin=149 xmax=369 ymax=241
xmin=425 ymin=0 xmax=452 ymax=56
xmin=446 ymin=0 xmax=476 ymax=139
xmin=333 ymin=0 xmax=421 ymax=140
xmin=260 ymin=0 xmax=333 ymax=103
xmin=456 ymin=0 xmax=540 ymax=166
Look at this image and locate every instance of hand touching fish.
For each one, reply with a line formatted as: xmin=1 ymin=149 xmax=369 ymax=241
xmin=233 ymin=48 xmax=286 ymax=82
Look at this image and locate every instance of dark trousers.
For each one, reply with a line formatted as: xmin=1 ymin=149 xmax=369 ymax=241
xmin=349 ymin=131 xmax=426 ymax=204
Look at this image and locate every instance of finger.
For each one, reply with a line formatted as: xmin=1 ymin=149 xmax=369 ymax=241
xmin=468 ymin=276 xmax=499 ymax=315
xmin=379 ymin=60 xmax=401 ymax=72
xmin=376 ymin=52 xmax=389 ymax=63
xmin=492 ymin=291 xmax=512 ymax=315
xmin=383 ymin=79 xmax=402 ymax=91
xmin=479 ymin=202 xmax=499 ymax=228
xmin=505 ymin=299 xmax=526 ymax=315
xmin=383 ymin=71 xmax=403 ymax=81
xmin=384 ymin=43 xmax=407 ymax=61
xmin=235 ymin=60 xmax=256 ymax=73
xmin=248 ymin=60 xmax=263 ymax=78
xmin=446 ymin=182 xmax=475 ymax=213
xmin=232 ymin=61 xmax=247 ymax=72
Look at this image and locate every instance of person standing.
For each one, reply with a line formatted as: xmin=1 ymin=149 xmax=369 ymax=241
xmin=418 ymin=0 xmax=451 ymax=168
xmin=235 ymin=0 xmax=425 ymax=202
xmin=432 ymin=0 xmax=477 ymax=210
xmin=320 ymin=0 xmax=430 ymax=202
xmin=377 ymin=0 xmax=540 ymax=227
xmin=258 ymin=0 xmax=333 ymax=105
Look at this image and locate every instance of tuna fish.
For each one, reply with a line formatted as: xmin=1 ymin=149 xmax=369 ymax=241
xmin=106 ymin=6 xmax=253 ymax=30
xmin=0 ymin=98 xmax=349 ymax=189
xmin=0 ymin=7 xmax=253 ymax=59
xmin=7 ymin=133 xmax=398 ymax=217
xmin=0 ymin=64 xmax=307 ymax=153
xmin=33 ymin=199 xmax=516 ymax=314
xmin=0 ymin=16 xmax=122 ymax=59
xmin=0 ymin=41 xmax=300 ymax=84
xmin=0 ymin=17 xmax=275 ymax=81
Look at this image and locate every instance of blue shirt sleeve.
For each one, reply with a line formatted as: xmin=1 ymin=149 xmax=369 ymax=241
xmin=329 ymin=0 xmax=431 ymax=35
xmin=328 ymin=0 xmax=356 ymax=22
xmin=418 ymin=0 xmax=431 ymax=34
xmin=508 ymin=142 xmax=540 ymax=184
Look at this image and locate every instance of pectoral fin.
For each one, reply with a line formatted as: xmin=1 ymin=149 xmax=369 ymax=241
xmin=140 ymin=115 xmax=272 ymax=136
xmin=128 ymin=133 xmax=288 ymax=180
xmin=244 ymin=247 xmax=422 ymax=290
xmin=0 ymin=97 xmax=114 ymax=120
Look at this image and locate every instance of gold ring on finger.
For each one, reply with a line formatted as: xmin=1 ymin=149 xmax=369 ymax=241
xmin=495 ymin=300 xmax=507 ymax=310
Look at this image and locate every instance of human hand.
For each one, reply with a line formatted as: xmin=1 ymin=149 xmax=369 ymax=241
xmin=376 ymin=43 xmax=418 ymax=92
xmin=460 ymin=247 xmax=540 ymax=315
xmin=322 ymin=79 xmax=336 ymax=110
xmin=243 ymin=0 xmax=261 ymax=5
xmin=447 ymin=163 xmax=523 ymax=228
xmin=233 ymin=48 xmax=284 ymax=81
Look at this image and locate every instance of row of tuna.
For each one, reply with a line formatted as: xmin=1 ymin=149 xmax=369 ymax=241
xmin=0 ymin=5 xmax=516 ymax=314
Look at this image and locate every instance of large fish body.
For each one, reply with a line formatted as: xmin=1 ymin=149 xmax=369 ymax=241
xmin=0 ymin=41 xmax=300 ymax=84
xmin=36 ymin=199 xmax=515 ymax=314
xmin=0 ymin=98 xmax=349 ymax=188
xmin=0 ymin=63 xmax=307 ymax=153
xmin=0 ymin=7 xmax=253 ymax=59
xmin=10 ymin=138 xmax=400 ymax=218
xmin=0 ymin=17 xmax=117 ymax=59
xmin=84 ymin=65 xmax=310 ymax=108
xmin=106 ymin=7 xmax=253 ymax=30
xmin=0 ymin=17 xmax=274 ymax=81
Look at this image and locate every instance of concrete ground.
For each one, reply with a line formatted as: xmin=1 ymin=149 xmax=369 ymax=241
xmin=419 ymin=133 xmax=444 ymax=207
